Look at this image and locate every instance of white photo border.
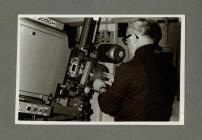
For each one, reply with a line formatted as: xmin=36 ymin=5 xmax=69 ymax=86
xmin=15 ymin=14 xmax=185 ymax=125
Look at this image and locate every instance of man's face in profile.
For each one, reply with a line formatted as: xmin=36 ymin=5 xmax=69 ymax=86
xmin=126 ymin=27 xmax=139 ymax=58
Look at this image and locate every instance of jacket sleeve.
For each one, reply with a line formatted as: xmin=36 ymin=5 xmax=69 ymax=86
xmin=98 ymin=65 xmax=130 ymax=116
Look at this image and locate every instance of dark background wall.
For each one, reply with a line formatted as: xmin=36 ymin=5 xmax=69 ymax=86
xmin=0 ymin=0 xmax=202 ymax=140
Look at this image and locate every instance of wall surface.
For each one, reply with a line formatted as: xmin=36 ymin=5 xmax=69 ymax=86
xmin=0 ymin=0 xmax=202 ymax=140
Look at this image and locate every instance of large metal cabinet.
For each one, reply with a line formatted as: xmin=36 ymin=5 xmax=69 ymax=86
xmin=19 ymin=19 xmax=70 ymax=98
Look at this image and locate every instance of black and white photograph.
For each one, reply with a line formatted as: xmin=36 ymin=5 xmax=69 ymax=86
xmin=15 ymin=15 xmax=185 ymax=125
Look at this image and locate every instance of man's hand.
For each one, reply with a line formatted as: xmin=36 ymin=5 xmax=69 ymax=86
xmin=93 ymin=73 xmax=114 ymax=93
xmin=103 ymin=72 xmax=114 ymax=86
xmin=93 ymin=79 xmax=106 ymax=93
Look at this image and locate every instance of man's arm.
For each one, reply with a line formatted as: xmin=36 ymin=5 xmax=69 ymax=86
xmin=98 ymin=66 xmax=129 ymax=116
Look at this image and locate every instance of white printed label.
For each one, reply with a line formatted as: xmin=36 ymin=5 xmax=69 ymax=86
xmin=37 ymin=17 xmax=57 ymax=27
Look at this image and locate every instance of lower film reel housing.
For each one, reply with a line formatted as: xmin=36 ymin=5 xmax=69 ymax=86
xmin=53 ymin=84 xmax=93 ymax=121
xmin=54 ymin=63 xmax=109 ymax=121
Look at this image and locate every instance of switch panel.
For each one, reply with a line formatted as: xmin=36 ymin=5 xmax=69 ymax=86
xmin=19 ymin=101 xmax=52 ymax=116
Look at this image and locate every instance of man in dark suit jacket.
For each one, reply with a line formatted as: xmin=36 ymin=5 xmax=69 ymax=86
xmin=93 ymin=19 xmax=176 ymax=121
